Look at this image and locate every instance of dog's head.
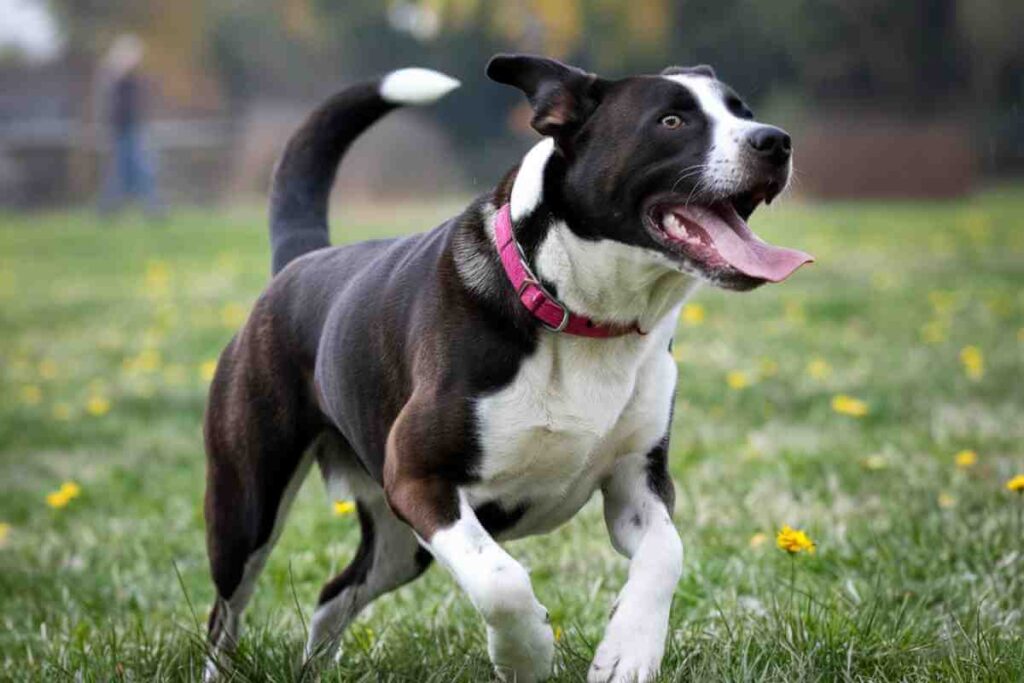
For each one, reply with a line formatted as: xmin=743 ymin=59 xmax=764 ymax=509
xmin=487 ymin=54 xmax=812 ymax=291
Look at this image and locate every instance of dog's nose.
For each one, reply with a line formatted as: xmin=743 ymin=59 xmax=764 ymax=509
xmin=747 ymin=126 xmax=791 ymax=166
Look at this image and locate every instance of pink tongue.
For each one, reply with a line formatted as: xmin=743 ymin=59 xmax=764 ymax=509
xmin=672 ymin=204 xmax=813 ymax=282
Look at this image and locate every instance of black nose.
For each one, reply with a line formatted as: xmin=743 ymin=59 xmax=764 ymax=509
xmin=748 ymin=126 xmax=791 ymax=166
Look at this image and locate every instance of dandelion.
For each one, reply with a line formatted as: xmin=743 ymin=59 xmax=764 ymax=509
xmin=86 ymin=395 xmax=111 ymax=417
xmin=831 ymin=394 xmax=868 ymax=417
xmin=220 ymin=303 xmax=247 ymax=328
xmin=0 ymin=522 xmax=10 ymax=548
xmin=554 ymin=625 xmax=564 ymax=642
xmin=19 ymin=384 xmax=42 ymax=406
xmin=199 ymin=360 xmax=218 ymax=382
xmin=777 ymin=525 xmax=814 ymax=607
xmin=333 ymin=500 xmax=356 ymax=516
xmin=1007 ymin=475 xmax=1024 ymax=548
xmin=45 ymin=481 xmax=81 ymax=509
xmin=681 ymin=303 xmax=705 ymax=326
xmin=726 ymin=371 xmax=750 ymax=390
xmin=937 ymin=492 xmax=957 ymax=509
xmin=749 ymin=532 xmax=768 ymax=548
xmin=959 ymin=345 xmax=984 ymax=380
xmin=776 ymin=525 xmax=815 ymax=555
xmin=806 ymin=358 xmax=831 ymax=380
xmin=954 ymin=449 xmax=977 ymax=469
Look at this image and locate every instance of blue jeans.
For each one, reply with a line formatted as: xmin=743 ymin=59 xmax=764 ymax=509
xmin=99 ymin=127 xmax=161 ymax=215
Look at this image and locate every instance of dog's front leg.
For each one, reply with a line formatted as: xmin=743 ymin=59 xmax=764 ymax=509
xmin=384 ymin=412 xmax=554 ymax=681
xmin=430 ymin=494 xmax=554 ymax=681
xmin=588 ymin=453 xmax=683 ymax=683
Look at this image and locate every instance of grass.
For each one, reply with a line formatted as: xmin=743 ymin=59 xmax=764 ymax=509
xmin=1 ymin=189 xmax=1023 ymax=681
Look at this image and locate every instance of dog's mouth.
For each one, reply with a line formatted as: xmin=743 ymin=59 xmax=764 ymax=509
xmin=644 ymin=187 xmax=813 ymax=289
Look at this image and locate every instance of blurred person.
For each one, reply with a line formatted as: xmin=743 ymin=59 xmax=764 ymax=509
xmin=96 ymin=34 xmax=163 ymax=217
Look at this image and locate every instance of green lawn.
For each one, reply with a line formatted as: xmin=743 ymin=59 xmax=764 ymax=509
xmin=1 ymin=190 xmax=1023 ymax=681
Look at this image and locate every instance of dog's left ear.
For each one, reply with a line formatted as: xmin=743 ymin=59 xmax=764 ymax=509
xmin=487 ymin=54 xmax=606 ymax=148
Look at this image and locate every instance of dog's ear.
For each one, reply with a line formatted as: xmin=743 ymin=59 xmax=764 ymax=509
xmin=661 ymin=64 xmax=717 ymax=79
xmin=487 ymin=54 xmax=605 ymax=147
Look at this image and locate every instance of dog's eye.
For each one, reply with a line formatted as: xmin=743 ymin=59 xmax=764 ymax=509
xmin=659 ymin=114 xmax=684 ymax=129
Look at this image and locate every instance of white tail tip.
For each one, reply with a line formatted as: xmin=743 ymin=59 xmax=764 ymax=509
xmin=379 ymin=68 xmax=460 ymax=105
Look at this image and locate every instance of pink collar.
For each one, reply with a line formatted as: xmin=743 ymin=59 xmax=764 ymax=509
xmin=493 ymin=203 xmax=642 ymax=338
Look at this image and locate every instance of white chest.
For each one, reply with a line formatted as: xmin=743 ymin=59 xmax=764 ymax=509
xmin=468 ymin=320 xmax=678 ymax=536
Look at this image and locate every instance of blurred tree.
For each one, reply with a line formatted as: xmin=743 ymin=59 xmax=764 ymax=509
xmin=46 ymin=0 xmax=219 ymax=110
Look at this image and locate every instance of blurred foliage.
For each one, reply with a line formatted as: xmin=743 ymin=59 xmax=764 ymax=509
xmin=41 ymin=0 xmax=1024 ymax=168
xmin=43 ymin=0 xmax=1024 ymax=111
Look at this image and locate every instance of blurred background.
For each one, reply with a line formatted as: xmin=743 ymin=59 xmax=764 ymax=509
xmin=1 ymin=0 xmax=1022 ymax=210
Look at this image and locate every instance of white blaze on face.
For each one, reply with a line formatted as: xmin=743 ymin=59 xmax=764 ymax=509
xmin=662 ymin=74 xmax=763 ymax=196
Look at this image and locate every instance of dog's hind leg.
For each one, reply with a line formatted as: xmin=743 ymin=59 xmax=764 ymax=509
xmin=202 ymin=332 xmax=322 ymax=681
xmin=304 ymin=434 xmax=432 ymax=664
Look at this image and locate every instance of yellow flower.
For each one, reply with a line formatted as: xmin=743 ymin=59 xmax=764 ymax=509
xmin=220 ymin=302 xmax=247 ymax=328
xmin=749 ymin=532 xmax=768 ymax=548
xmin=954 ymin=449 xmax=977 ymax=469
xmin=937 ymin=492 xmax=957 ymax=509
xmin=806 ymin=358 xmax=832 ymax=380
xmin=861 ymin=454 xmax=887 ymax=470
xmin=0 ymin=522 xmax=10 ymax=548
xmin=776 ymin=525 xmax=815 ymax=554
xmin=52 ymin=402 xmax=72 ymax=421
xmin=38 ymin=359 xmax=58 ymax=379
xmin=86 ymin=395 xmax=111 ymax=417
xmin=20 ymin=384 xmax=42 ymax=406
xmin=959 ymin=346 xmax=984 ymax=380
xmin=333 ymin=500 xmax=357 ymax=516
xmin=681 ymin=303 xmax=705 ymax=326
xmin=199 ymin=360 xmax=218 ymax=382
xmin=831 ymin=394 xmax=868 ymax=417
xmin=726 ymin=371 xmax=750 ymax=390
xmin=46 ymin=490 xmax=71 ymax=508
xmin=45 ymin=481 xmax=81 ymax=509
xmin=554 ymin=625 xmax=564 ymax=642
xmin=1005 ymin=475 xmax=1024 ymax=493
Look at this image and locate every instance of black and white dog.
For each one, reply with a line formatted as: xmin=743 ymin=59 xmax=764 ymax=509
xmin=203 ymin=55 xmax=812 ymax=682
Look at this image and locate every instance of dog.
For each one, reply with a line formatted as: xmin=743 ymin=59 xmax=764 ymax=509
xmin=202 ymin=54 xmax=812 ymax=683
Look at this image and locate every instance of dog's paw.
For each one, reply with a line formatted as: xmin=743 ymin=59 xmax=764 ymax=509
xmin=488 ymin=613 xmax=555 ymax=683
xmin=587 ymin=601 xmax=667 ymax=683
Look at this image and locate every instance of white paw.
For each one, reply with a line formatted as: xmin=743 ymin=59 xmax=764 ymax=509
xmin=488 ymin=610 xmax=555 ymax=683
xmin=587 ymin=601 xmax=668 ymax=683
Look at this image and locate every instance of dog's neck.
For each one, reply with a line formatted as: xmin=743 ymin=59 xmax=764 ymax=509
xmin=476 ymin=138 xmax=699 ymax=333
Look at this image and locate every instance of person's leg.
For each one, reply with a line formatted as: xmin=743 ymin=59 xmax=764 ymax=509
xmin=98 ymin=131 xmax=130 ymax=215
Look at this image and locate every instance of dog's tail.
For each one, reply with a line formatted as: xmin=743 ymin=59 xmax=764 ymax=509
xmin=268 ymin=68 xmax=460 ymax=275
